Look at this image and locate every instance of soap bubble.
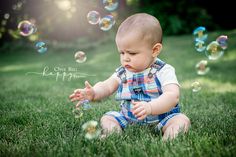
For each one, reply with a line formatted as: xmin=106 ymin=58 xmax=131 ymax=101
xmin=103 ymin=0 xmax=119 ymax=12
xmin=18 ymin=20 xmax=36 ymax=36
xmin=72 ymin=108 xmax=83 ymax=118
xmin=205 ymin=41 xmax=224 ymax=60
xmin=35 ymin=41 xmax=47 ymax=54
xmin=105 ymin=15 xmax=115 ymax=25
xmin=74 ymin=51 xmax=87 ymax=63
xmin=82 ymin=120 xmax=101 ymax=140
xmin=216 ymin=35 xmax=228 ymax=50
xmin=195 ymin=60 xmax=210 ymax=75
xmin=191 ymin=81 xmax=201 ymax=92
xmin=193 ymin=26 xmax=208 ymax=42
xmin=81 ymin=100 xmax=92 ymax=110
xmin=99 ymin=16 xmax=114 ymax=31
xmin=194 ymin=39 xmax=206 ymax=52
xmin=87 ymin=11 xmax=100 ymax=25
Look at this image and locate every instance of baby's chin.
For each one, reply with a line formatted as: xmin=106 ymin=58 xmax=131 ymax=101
xmin=125 ymin=67 xmax=144 ymax=73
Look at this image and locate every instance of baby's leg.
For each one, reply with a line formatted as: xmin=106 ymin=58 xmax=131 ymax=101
xmin=100 ymin=115 xmax=122 ymax=136
xmin=162 ymin=113 xmax=190 ymax=141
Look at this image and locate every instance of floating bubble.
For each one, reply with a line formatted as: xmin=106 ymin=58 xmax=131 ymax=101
xmin=205 ymin=41 xmax=224 ymax=60
xmin=193 ymin=26 xmax=208 ymax=41
xmin=99 ymin=16 xmax=114 ymax=31
xmin=191 ymin=81 xmax=201 ymax=92
xmin=194 ymin=39 xmax=206 ymax=52
xmin=216 ymin=35 xmax=228 ymax=50
xmin=195 ymin=60 xmax=210 ymax=75
xmin=74 ymin=51 xmax=87 ymax=63
xmin=72 ymin=108 xmax=83 ymax=118
xmin=87 ymin=11 xmax=100 ymax=25
xmin=106 ymin=15 xmax=116 ymax=25
xmin=81 ymin=100 xmax=92 ymax=110
xmin=35 ymin=41 xmax=47 ymax=54
xmin=18 ymin=20 xmax=36 ymax=36
xmin=82 ymin=120 xmax=101 ymax=140
xmin=103 ymin=0 xmax=119 ymax=12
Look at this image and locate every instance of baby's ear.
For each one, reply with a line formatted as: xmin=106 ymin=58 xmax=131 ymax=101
xmin=152 ymin=43 xmax=162 ymax=58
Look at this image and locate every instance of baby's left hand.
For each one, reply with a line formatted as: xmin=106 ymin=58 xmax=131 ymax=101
xmin=131 ymin=101 xmax=152 ymax=120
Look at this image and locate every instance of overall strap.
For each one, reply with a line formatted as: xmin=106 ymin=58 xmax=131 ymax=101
xmin=116 ymin=66 xmax=127 ymax=83
xmin=148 ymin=59 xmax=166 ymax=78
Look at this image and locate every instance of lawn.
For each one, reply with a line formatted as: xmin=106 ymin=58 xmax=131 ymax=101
xmin=0 ymin=30 xmax=236 ymax=157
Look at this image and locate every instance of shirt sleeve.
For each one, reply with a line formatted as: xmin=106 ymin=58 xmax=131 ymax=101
xmin=111 ymin=72 xmax=121 ymax=83
xmin=156 ymin=64 xmax=180 ymax=87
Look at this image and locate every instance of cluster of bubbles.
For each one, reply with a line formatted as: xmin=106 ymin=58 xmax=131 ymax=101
xmin=17 ymin=20 xmax=48 ymax=54
xmin=72 ymin=100 xmax=100 ymax=139
xmin=193 ymin=26 xmax=228 ymax=60
xmin=87 ymin=0 xmax=118 ymax=31
xmin=191 ymin=26 xmax=229 ymax=92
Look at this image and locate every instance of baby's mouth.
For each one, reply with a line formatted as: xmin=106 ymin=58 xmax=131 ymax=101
xmin=125 ymin=65 xmax=132 ymax=69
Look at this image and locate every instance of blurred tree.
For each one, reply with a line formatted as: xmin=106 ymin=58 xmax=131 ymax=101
xmin=0 ymin=0 xmax=128 ymax=45
xmin=138 ymin=0 xmax=214 ymax=35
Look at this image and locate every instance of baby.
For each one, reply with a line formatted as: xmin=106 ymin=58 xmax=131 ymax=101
xmin=69 ymin=13 xmax=190 ymax=140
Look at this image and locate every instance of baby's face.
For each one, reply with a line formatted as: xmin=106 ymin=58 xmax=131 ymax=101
xmin=116 ymin=32 xmax=155 ymax=73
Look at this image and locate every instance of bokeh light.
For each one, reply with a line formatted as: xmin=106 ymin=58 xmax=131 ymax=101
xmin=55 ymin=0 xmax=72 ymax=11
xmin=205 ymin=41 xmax=224 ymax=60
xmin=74 ymin=51 xmax=87 ymax=63
xmin=4 ymin=13 xmax=10 ymax=20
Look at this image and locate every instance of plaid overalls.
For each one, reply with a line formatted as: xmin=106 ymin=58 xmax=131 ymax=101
xmin=105 ymin=59 xmax=180 ymax=130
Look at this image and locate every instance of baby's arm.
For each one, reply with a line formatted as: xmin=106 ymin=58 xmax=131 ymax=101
xmin=148 ymin=83 xmax=180 ymax=115
xmin=69 ymin=74 xmax=119 ymax=104
xmin=92 ymin=75 xmax=119 ymax=101
xmin=132 ymin=64 xmax=180 ymax=120
xmin=132 ymin=83 xmax=179 ymax=120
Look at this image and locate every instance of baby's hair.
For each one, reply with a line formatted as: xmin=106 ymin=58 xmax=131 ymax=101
xmin=116 ymin=13 xmax=163 ymax=46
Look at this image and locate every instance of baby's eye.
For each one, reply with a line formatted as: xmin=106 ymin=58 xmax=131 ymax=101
xmin=129 ymin=53 xmax=136 ymax=55
xmin=120 ymin=51 xmax=125 ymax=55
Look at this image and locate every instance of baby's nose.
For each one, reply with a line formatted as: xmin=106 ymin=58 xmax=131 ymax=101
xmin=123 ymin=54 xmax=131 ymax=62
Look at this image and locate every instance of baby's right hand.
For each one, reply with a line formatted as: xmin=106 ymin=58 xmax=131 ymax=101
xmin=69 ymin=81 xmax=95 ymax=107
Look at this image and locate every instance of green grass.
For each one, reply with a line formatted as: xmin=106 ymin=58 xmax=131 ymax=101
xmin=1 ymin=30 xmax=236 ymax=157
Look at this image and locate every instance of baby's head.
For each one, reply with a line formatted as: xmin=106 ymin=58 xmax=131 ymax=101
xmin=115 ymin=13 xmax=163 ymax=73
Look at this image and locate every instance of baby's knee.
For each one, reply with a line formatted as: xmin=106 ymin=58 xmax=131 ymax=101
xmin=101 ymin=115 xmax=117 ymax=124
xmin=100 ymin=115 xmax=122 ymax=134
xmin=179 ymin=114 xmax=191 ymax=131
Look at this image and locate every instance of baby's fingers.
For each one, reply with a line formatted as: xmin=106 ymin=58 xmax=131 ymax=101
xmin=70 ymin=96 xmax=83 ymax=102
xmin=76 ymin=101 xmax=83 ymax=108
xmin=132 ymin=106 xmax=143 ymax=115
